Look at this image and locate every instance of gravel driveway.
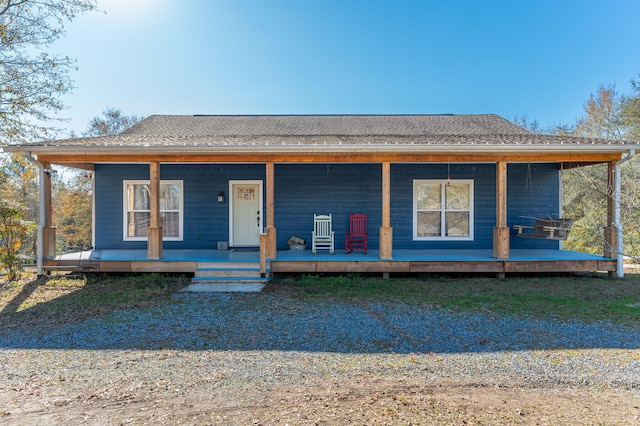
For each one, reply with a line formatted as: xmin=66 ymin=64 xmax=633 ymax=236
xmin=1 ymin=293 xmax=640 ymax=424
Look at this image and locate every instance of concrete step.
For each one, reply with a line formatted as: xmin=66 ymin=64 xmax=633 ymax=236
xmin=182 ymin=276 xmax=268 ymax=293
xmin=187 ymin=261 xmax=268 ymax=292
xmin=197 ymin=262 xmax=262 ymax=269
xmin=194 ymin=267 xmax=262 ymax=278
xmin=190 ymin=276 xmax=268 ymax=283
xmin=180 ymin=282 xmax=266 ymax=293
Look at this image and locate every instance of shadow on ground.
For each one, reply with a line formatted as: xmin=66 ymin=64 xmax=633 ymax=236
xmin=1 ymin=276 xmax=639 ymax=353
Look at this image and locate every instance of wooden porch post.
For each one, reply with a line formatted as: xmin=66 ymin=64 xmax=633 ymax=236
xmin=493 ymin=161 xmax=510 ymax=260
xmin=265 ymin=161 xmax=277 ymax=259
xmin=42 ymin=162 xmax=56 ymax=259
xmin=379 ymin=162 xmax=393 ymax=260
xmin=147 ymin=161 xmax=163 ymax=259
xmin=604 ymin=161 xmax=617 ymax=259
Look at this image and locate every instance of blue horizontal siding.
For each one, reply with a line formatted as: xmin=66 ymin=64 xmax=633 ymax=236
xmin=95 ymin=164 xmax=265 ymax=250
xmin=391 ymin=163 xmax=495 ymax=249
xmin=94 ymin=162 xmax=561 ymax=252
xmin=508 ymin=163 xmax=561 ymax=249
xmin=274 ymin=164 xmax=381 ymax=249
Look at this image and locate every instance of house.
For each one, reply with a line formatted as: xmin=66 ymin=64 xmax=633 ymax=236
xmin=4 ymin=114 xmax=638 ymax=285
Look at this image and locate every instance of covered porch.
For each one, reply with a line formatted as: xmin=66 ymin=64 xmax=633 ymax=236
xmin=7 ymin=114 xmax=637 ymax=279
xmin=36 ymin=157 xmax=625 ymax=278
xmin=46 ymin=248 xmax=617 ymax=276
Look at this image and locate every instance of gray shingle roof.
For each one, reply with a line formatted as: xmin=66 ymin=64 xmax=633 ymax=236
xmin=4 ymin=114 xmax=638 ymax=153
xmin=122 ymin=114 xmax=531 ymax=136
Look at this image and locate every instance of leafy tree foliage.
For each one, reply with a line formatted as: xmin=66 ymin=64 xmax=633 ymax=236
xmin=622 ymin=75 xmax=640 ymax=142
xmin=0 ymin=153 xmax=37 ymax=210
xmin=0 ymin=0 xmax=97 ymax=143
xmin=561 ymin=163 xmax=610 ymax=255
xmin=0 ymin=152 xmax=37 ymax=257
xmin=0 ymin=198 xmax=35 ymax=280
xmin=53 ymin=170 xmax=91 ymax=251
xmin=516 ymin=86 xmax=639 ymax=259
xmin=1 ymin=107 xmax=141 ymax=257
xmin=574 ymin=85 xmax=627 ymax=140
xmin=560 ymin=84 xmax=640 ymax=260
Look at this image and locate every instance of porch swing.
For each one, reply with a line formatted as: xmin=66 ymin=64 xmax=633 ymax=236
xmin=513 ymin=162 xmax=574 ymax=241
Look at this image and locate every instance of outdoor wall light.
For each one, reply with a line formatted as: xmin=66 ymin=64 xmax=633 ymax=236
xmin=218 ymin=191 xmax=225 ymax=203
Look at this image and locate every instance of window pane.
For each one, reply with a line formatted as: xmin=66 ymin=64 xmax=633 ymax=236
xmin=416 ymin=183 xmax=441 ymax=210
xmin=127 ymin=212 xmax=150 ymax=237
xmin=161 ymin=183 xmax=180 ymax=210
xmin=126 ymin=184 xmax=150 ymax=210
xmin=135 ymin=184 xmax=150 ymax=210
xmin=445 ymin=212 xmax=469 ymax=237
xmin=125 ymin=181 xmax=183 ymax=240
xmin=445 ymin=183 xmax=470 ymax=210
xmin=417 ymin=211 xmax=441 ymax=237
xmin=161 ymin=212 xmax=180 ymax=237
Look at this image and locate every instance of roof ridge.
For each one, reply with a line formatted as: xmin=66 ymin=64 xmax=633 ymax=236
xmin=141 ymin=113 xmax=511 ymax=119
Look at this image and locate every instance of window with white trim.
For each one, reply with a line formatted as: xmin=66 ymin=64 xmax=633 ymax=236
xmin=413 ymin=180 xmax=474 ymax=240
xmin=123 ymin=180 xmax=183 ymax=241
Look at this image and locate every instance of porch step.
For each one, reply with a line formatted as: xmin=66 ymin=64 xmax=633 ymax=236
xmin=182 ymin=277 xmax=268 ymax=293
xmin=197 ymin=262 xmax=263 ymax=269
xmin=182 ymin=282 xmax=266 ymax=292
xmin=182 ymin=261 xmax=268 ymax=293
xmin=194 ymin=266 xmax=265 ymax=278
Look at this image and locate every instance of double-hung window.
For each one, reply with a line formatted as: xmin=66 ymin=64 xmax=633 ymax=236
xmin=123 ymin=180 xmax=183 ymax=241
xmin=413 ymin=179 xmax=474 ymax=240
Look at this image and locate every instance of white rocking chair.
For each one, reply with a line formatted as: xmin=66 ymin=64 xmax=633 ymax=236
xmin=311 ymin=214 xmax=335 ymax=254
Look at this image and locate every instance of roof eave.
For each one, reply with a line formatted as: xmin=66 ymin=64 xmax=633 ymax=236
xmin=4 ymin=143 xmax=638 ymax=156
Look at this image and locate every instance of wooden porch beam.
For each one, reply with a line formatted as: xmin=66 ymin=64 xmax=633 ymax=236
xmin=264 ymin=161 xmax=276 ymax=259
xmin=47 ymin=162 xmax=95 ymax=171
xmin=493 ymin=161 xmax=510 ymax=260
xmin=147 ymin=161 xmax=163 ymax=259
xmin=495 ymin=161 xmax=508 ymax=228
xmin=42 ymin=162 xmax=56 ymax=259
xmin=379 ymin=162 xmax=393 ymax=260
xmin=36 ymin=152 xmax=623 ymax=165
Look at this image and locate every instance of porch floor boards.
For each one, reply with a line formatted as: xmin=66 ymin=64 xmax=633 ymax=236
xmin=46 ymin=249 xmax=617 ymax=274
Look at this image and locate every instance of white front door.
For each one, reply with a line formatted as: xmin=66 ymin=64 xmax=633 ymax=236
xmin=229 ymin=180 xmax=263 ymax=247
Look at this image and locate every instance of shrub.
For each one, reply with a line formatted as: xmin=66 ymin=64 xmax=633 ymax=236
xmin=0 ymin=199 xmax=36 ymax=281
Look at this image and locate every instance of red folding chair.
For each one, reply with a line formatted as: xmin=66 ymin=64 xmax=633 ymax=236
xmin=344 ymin=213 xmax=368 ymax=254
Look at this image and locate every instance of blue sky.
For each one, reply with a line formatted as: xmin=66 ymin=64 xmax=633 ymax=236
xmin=53 ymin=0 xmax=640 ymax=136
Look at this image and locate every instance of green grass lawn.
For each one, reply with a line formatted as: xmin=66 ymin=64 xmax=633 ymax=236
xmin=2 ymin=272 xmax=640 ymax=330
xmin=266 ymin=273 xmax=640 ymax=326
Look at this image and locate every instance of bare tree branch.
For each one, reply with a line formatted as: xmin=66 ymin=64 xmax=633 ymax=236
xmin=0 ymin=0 xmax=97 ymax=143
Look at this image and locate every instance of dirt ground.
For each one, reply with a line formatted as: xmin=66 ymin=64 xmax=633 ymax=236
xmin=1 ymin=373 xmax=639 ymax=425
xmin=2 ymin=274 xmax=640 ymax=424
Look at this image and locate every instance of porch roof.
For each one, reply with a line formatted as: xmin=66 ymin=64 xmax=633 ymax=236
xmin=4 ymin=114 xmax=639 ymax=159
